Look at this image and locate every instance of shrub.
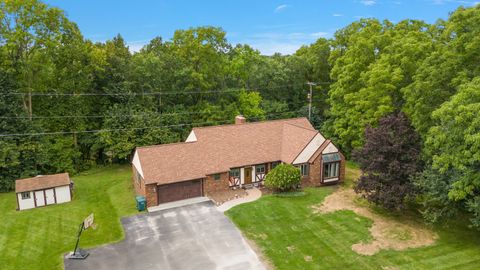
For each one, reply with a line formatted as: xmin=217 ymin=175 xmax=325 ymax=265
xmin=264 ymin=164 xmax=301 ymax=192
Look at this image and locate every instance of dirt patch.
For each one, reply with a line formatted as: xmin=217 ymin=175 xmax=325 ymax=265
xmin=312 ymin=188 xmax=438 ymax=255
xmin=208 ymin=189 xmax=248 ymax=205
xmin=304 ymin=255 xmax=313 ymax=262
xmin=287 ymin=245 xmax=296 ymax=253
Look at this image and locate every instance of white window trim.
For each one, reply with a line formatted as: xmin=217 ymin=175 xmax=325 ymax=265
xmin=300 ymin=164 xmax=309 ymax=177
xmin=21 ymin=192 xmax=30 ymax=200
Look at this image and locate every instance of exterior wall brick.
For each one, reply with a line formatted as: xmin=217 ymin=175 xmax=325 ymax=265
xmin=301 ymin=154 xmax=322 ymax=187
xmin=339 ymin=153 xmax=346 ymax=183
xmin=203 ymin=172 xmax=230 ymax=195
xmin=132 ymin=166 xmax=145 ymax=196
xmin=144 ymin=184 xmax=158 ymax=207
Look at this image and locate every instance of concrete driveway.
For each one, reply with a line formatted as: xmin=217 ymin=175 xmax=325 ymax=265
xmin=64 ymin=201 xmax=265 ymax=270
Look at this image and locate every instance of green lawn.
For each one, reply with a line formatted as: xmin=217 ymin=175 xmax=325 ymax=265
xmin=226 ymin=164 xmax=480 ymax=270
xmin=0 ymin=165 xmax=138 ymax=270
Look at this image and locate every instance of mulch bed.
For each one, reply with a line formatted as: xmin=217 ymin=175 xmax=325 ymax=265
xmin=208 ymin=188 xmax=248 ymax=205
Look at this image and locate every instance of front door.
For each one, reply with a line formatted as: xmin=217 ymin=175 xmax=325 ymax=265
xmin=244 ymin=167 xmax=252 ymax=184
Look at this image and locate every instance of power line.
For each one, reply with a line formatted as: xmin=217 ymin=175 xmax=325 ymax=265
xmin=0 ymin=110 xmax=224 ymax=120
xmin=0 ymin=109 xmax=297 ymax=120
xmin=0 ymin=81 xmax=330 ymax=97
xmin=0 ymin=111 xmax=299 ymax=138
xmin=0 ymin=88 xmax=245 ymax=97
xmin=0 ymin=121 xmax=231 ymax=138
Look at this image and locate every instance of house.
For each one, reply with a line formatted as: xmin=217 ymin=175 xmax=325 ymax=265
xmin=15 ymin=173 xmax=72 ymax=211
xmin=132 ymin=116 xmax=345 ymax=207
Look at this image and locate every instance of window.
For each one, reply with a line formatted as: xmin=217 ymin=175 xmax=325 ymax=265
xmin=324 ymin=162 xmax=340 ymax=179
xmin=213 ymin=173 xmax=221 ymax=181
xmin=229 ymin=168 xmax=240 ymax=178
xmin=300 ymin=164 xmax=309 ymax=176
xmin=21 ymin=192 xmax=30 ymax=200
xmin=136 ymin=171 xmax=142 ymax=186
xmin=255 ymin=164 xmax=265 ymax=174
xmin=271 ymin=161 xmax=281 ymax=169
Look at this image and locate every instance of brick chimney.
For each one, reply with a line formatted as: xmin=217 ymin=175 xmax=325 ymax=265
xmin=235 ymin=115 xmax=246 ymax=125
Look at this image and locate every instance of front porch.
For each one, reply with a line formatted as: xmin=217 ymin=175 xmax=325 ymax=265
xmin=228 ymin=161 xmax=281 ymax=189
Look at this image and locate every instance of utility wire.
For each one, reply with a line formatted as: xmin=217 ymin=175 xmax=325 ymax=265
xmin=0 ymin=82 xmax=331 ymax=97
xmin=0 ymin=110 xmax=224 ymax=120
xmin=0 ymin=111 xmax=299 ymax=138
xmin=0 ymin=88 xmax=245 ymax=97
xmin=0 ymin=121 xmax=231 ymax=138
xmin=0 ymin=109 xmax=296 ymax=120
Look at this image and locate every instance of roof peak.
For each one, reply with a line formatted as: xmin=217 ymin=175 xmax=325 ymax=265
xmin=192 ymin=117 xmax=310 ymax=131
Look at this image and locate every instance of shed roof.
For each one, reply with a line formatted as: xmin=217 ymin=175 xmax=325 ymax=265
xmin=15 ymin=173 xmax=71 ymax=193
xmin=136 ymin=118 xmax=319 ymax=185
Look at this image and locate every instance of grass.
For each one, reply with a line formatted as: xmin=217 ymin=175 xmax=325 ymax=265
xmin=226 ymin=163 xmax=480 ymax=270
xmin=0 ymin=165 xmax=137 ymax=270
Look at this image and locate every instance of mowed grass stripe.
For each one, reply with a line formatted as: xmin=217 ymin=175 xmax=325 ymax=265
xmin=226 ymin=163 xmax=480 ymax=270
xmin=0 ymin=165 xmax=137 ymax=270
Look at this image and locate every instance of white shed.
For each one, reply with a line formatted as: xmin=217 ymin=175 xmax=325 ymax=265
xmin=15 ymin=173 xmax=72 ymax=211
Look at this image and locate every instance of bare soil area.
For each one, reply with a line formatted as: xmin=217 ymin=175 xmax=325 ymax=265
xmin=312 ymin=188 xmax=438 ymax=255
xmin=208 ymin=188 xmax=248 ymax=205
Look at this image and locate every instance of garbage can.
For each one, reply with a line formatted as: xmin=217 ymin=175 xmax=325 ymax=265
xmin=135 ymin=196 xmax=146 ymax=211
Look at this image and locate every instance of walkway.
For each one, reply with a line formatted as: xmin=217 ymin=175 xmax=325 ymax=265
xmin=147 ymin=196 xmax=210 ymax=213
xmin=217 ymin=188 xmax=262 ymax=212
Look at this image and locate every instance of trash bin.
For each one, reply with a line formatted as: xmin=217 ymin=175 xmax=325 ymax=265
xmin=135 ymin=196 xmax=146 ymax=211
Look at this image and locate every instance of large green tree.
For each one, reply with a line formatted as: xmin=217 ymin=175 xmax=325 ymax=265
xmin=425 ymin=77 xmax=480 ymax=228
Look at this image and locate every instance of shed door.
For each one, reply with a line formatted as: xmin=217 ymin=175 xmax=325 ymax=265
xmin=45 ymin=189 xmax=55 ymax=205
xmin=35 ymin=190 xmax=45 ymax=207
xmin=157 ymin=180 xmax=202 ymax=204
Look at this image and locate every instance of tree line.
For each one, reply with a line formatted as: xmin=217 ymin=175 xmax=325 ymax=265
xmin=1 ymin=1 xmax=479 ymax=228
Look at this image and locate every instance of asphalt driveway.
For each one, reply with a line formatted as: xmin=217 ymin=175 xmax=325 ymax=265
xmin=64 ymin=201 xmax=265 ymax=270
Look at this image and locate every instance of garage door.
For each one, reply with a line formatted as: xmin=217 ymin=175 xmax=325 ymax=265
xmin=157 ymin=180 xmax=203 ymax=204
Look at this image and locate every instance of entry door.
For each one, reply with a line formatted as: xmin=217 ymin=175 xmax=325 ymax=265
xmin=35 ymin=190 xmax=45 ymax=207
xmin=244 ymin=167 xmax=252 ymax=184
xmin=45 ymin=189 xmax=55 ymax=205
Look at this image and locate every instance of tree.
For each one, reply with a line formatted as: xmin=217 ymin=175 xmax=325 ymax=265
xmin=414 ymin=166 xmax=461 ymax=224
xmin=237 ymin=90 xmax=265 ymax=120
xmin=326 ymin=19 xmax=391 ymax=153
xmin=0 ymin=0 xmax=79 ymax=118
xmin=264 ymin=164 xmax=301 ymax=192
xmin=403 ymin=6 xmax=480 ymax=138
xmin=353 ymin=112 xmax=422 ymax=210
xmin=425 ymin=77 xmax=480 ymax=228
xmin=0 ymin=70 xmax=46 ymax=191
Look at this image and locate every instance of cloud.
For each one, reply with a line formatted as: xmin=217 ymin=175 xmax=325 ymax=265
xmin=332 ymin=13 xmax=344 ymax=17
xmin=274 ymin=4 xmax=290 ymax=13
xmin=360 ymin=0 xmax=377 ymax=5
xmin=127 ymin=40 xmax=149 ymax=53
xmin=238 ymin=31 xmax=331 ymax=55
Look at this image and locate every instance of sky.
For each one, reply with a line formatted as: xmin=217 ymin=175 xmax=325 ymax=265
xmin=44 ymin=0 xmax=479 ymax=55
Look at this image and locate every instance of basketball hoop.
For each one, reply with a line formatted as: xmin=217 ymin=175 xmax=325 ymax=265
xmin=66 ymin=213 xmax=95 ymax=260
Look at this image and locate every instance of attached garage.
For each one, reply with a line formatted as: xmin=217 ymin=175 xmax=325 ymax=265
xmin=15 ymin=173 xmax=72 ymax=211
xmin=157 ymin=180 xmax=203 ymax=204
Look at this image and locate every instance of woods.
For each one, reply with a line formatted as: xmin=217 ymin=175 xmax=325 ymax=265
xmin=1 ymin=1 xmax=479 ymax=228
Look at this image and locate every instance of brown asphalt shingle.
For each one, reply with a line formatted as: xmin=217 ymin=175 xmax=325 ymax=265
xmin=136 ymin=118 xmax=319 ymax=185
xmin=15 ymin=173 xmax=71 ymax=193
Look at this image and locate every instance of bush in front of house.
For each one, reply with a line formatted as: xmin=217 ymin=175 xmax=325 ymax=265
xmin=265 ymin=164 xmax=301 ymax=192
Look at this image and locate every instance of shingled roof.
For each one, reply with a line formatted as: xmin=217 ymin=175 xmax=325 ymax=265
xmin=135 ymin=118 xmax=319 ymax=185
xmin=16 ymin=173 xmax=71 ymax=193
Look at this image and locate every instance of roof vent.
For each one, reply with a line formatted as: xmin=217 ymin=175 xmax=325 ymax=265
xmin=235 ymin=115 xmax=246 ymax=125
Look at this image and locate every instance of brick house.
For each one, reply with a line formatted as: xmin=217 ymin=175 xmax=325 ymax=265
xmin=132 ymin=116 xmax=345 ymax=207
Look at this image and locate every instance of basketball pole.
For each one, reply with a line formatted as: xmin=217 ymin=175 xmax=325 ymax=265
xmin=73 ymin=222 xmax=84 ymax=256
